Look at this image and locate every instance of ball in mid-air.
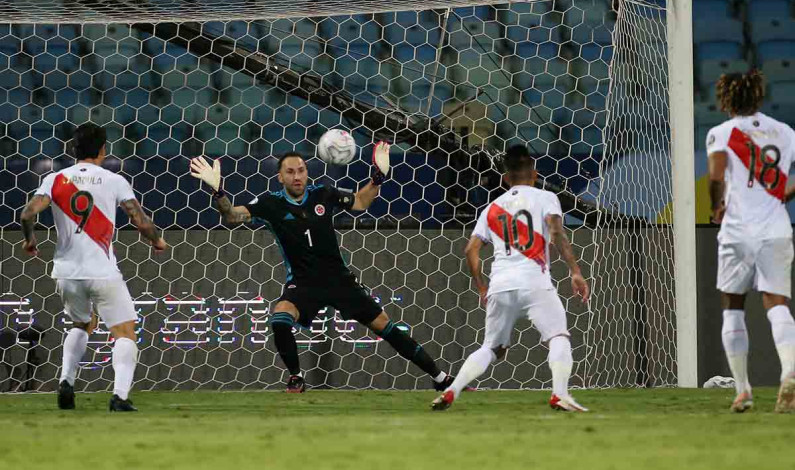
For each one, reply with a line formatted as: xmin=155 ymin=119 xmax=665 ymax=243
xmin=317 ymin=129 xmax=357 ymax=165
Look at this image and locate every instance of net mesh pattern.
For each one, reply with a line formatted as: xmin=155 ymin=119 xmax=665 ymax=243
xmin=0 ymin=0 xmax=505 ymax=24
xmin=0 ymin=0 xmax=677 ymax=392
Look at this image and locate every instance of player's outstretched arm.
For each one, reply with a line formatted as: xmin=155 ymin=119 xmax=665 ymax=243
xmin=352 ymin=181 xmax=379 ymax=211
xmin=352 ymin=141 xmax=391 ymax=211
xmin=546 ymin=214 xmax=589 ymax=303
xmin=464 ymin=235 xmax=488 ymax=305
xmin=214 ymin=194 xmax=252 ymax=225
xmin=708 ymin=151 xmax=728 ymax=223
xmin=121 ymin=199 xmax=168 ymax=251
xmin=19 ymin=194 xmax=51 ymax=256
xmin=189 ymin=157 xmax=252 ymax=225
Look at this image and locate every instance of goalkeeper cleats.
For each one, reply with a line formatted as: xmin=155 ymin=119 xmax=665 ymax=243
xmin=730 ymin=391 xmax=753 ymax=413
xmin=109 ymin=395 xmax=138 ymax=412
xmin=57 ymin=380 xmax=75 ymax=410
xmin=775 ymin=373 xmax=795 ymax=413
xmin=434 ymin=374 xmax=455 ymax=392
xmin=431 ymin=390 xmax=455 ymax=411
xmin=549 ymin=394 xmax=589 ymax=412
xmin=286 ymin=375 xmax=306 ymax=393
xmin=433 ymin=375 xmax=476 ymax=392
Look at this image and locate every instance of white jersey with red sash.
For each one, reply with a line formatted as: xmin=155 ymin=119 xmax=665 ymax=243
xmin=707 ymin=112 xmax=795 ymax=244
xmin=471 ymin=185 xmax=562 ymax=295
xmin=34 ymin=162 xmax=135 ymax=280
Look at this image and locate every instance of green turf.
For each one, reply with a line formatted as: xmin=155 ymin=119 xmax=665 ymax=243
xmin=0 ymin=388 xmax=791 ymax=470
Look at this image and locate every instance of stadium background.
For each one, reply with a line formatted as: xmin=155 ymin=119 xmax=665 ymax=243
xmin=0 ymin=0 xmax=792 ymax=391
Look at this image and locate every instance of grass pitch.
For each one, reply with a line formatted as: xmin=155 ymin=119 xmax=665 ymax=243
xmin=0 ymin=388 xmax=791 ymax=470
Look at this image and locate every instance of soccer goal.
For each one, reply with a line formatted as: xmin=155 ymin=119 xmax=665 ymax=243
xmin=0 ymin=0 xmax=695 ymax=392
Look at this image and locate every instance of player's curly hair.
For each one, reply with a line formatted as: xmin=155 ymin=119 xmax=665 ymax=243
xmin=716 ymin=70 xmax=765 ymax=117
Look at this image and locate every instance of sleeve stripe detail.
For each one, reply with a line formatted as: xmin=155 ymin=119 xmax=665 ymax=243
xmin=474 ymin=233 xmax=490 ymax=243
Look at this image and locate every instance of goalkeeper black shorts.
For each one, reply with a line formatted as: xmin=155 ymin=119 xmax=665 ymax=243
xmin=277 ymin=275 xmax=383 ymax=328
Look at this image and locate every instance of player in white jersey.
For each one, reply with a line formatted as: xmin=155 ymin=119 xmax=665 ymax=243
xmin=19 ymin=123 xmax=167 ymax=412
xmin=707 ymin=70 xmax=795 ymax=413
xmin=431 ymin=145 xmax=590 ymax=412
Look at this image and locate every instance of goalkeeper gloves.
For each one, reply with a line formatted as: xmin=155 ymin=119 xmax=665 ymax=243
xmin=371 ymin=141 xmax=391 ymax=186
xmin=190 ymin=156 xmax=225 ymax=198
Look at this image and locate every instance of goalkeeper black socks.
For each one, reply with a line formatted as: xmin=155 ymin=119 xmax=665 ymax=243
xmin=270 ymin=312 xmax=301 ymax=376
xmin=379 ymin=321 xmax=442 ymax=378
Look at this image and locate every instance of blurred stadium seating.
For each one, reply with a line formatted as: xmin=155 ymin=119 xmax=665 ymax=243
xmin=1 ymin=0 xmax=793 ymax=219
xmin=695 ymin=0 xmax=795 ymax=149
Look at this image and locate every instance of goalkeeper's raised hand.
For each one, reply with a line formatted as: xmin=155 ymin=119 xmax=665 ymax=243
xmin=350 ymin=141 xmax=391 ymax=211
xmin=371 ymin=141 xmax=391 ymax=186
xmin=189 ymin=156 xmax=252 ymax=225
xmin=190 ymin=156 xmax=222 ymax=193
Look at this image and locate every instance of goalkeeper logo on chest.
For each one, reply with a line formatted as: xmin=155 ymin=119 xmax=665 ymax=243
xmin=190 ymin=142 xmax=454 ymax=393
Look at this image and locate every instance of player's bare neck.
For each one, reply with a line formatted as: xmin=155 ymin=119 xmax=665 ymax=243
xmin=511 ymin=179 xmax=535 ymax=188
xmin=730 ymin=110 xmax=759 ymax=119
xmin=76 ymin=158 xmax=100 ymax=166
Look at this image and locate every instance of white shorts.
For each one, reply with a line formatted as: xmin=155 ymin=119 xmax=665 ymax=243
xmin=55 ymin=279 xmax=137 ymax=328
xmin=717 ymin=238 xmax=793 ymax=298
xmin=483 ymin=288 xmax=569 ymax=349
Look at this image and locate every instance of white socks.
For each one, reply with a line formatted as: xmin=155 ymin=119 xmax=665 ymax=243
xmin=767 ymin=305 xmax=795 ymax=380
xmin=722 ymin=305 xmax=795 ymax=389
xmin=60 ymin=328 xmax=88 ymax=386
xmin=112 ymin=337 xmax=138 ymax=400
xmin=446 ymin=338 xmax=573 ymax=400
xmin=447 ymin=347 xmax=496 ymax=398
xmin=548 ymin=336 xmax=573 ymax=398
xmin=722 ymin=309 xmax=750 ymax=395
xmin=432 ymin=371 xmax=448 ymax=383
xmin=60 ymin=329 xmax=140 ymax=400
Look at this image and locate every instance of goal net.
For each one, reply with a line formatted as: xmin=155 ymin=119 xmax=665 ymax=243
xmin=0 ymin=0 xmax=677 ymax=392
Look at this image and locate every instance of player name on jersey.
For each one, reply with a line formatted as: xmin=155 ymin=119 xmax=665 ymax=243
xmin=64 ymin=175 xmax=104 ymax=185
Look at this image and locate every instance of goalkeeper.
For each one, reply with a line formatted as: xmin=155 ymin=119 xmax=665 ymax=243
xmin=190 ymin=142 xmax=453 ymax=393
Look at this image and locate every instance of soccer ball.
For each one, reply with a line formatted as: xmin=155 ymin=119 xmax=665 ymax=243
xmin=317 ymin=129 xmax=357 ymax=166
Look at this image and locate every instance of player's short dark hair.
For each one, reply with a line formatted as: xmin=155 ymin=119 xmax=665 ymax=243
xmin=503 ymin=144 xmax=535 ymax=174
xmin=716 ymin=70 xmax=765 ymax=117
xmin=277 ymin=152 xmax=304 ymax=171
xmin=68 ymin=123 xmax=106 ymax=161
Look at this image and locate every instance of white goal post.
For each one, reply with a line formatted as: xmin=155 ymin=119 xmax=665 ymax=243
xmin=666 ymin=0 xmax=697 ymax=388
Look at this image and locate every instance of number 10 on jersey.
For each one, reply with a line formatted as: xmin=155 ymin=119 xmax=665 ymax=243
xmin=496 ymin=209 xmax=534 ymax=255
